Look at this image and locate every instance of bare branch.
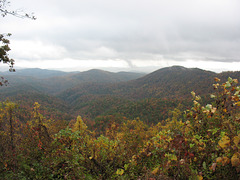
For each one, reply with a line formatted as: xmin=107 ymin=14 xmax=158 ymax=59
xmin=0 ymin=0 xmax=36 ymax=20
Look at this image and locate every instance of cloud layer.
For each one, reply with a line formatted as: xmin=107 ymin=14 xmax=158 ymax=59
xmin=1 ymin=0 xmax=240 ymax=72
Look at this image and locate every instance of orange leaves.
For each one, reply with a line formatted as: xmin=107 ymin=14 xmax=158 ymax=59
xmin=216 ymin=156 xmax=230 ymax=166
xmin=216 ymin=157 xmax=223 ymax=164
xmin=214 ymin=77 xmax=221 ymax=82
xmin=222 ymin=157 xmax=230 ymax=166
xmin=38 ymin=139 xmax=43 ymax=149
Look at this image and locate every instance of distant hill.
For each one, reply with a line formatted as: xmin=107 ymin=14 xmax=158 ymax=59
xmin=125 ymin=66 xmax=216 ymax=99
xmin=71 ymin=69 xmax=145 ymax=83
xmin=1 ymin=68 xmax=70 ymax=79
xmin=58 ymin=66 xmax=217 ymax=102
xmin=56 ymin=66 xmax=240 ymax=122
xmin=0 ymin=68 xmax=145 ymax=94
xmin=1 ymin=66 xmax=240 ymax=124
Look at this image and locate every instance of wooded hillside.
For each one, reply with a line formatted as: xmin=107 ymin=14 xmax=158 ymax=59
xmin=1 ymin=75 xmax=240 ymax=179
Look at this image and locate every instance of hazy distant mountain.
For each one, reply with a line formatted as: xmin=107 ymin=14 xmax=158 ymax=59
xmin=1 ymin=68 xmax=70 ymax=79
xmin=58 ymin=66 xmax=218 ymax=103
xmin=71 ymin=69 xmax=145 ymax=83
xmin=0 ymin=68 xmax=145 ymax=94
xmin=3 ymin=66 xmax=239 ymax=102
xmin=1 ymin=66 xmax=240 ymax=123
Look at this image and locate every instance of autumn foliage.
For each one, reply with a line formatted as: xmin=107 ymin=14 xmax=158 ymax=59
xmin=1 ymin=77 xmax=240 ymax=179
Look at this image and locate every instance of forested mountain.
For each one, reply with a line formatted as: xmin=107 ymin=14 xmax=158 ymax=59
xmin=0 ymin=68 xmax=145 ymax=94
xmin=55 ymin=66 xmax=218 ymax=122
xmin=57 ymin=66 xmax=216 ymax=107
xmin=131 ymin=66 xmax=215 ymax=97
xmin=1 ymin=66 xmax=240 ymax=124
xmin=2 ymin=72 xmax=240 ymax=179
xmin=71 ymin=69 xmax=145 ymax=83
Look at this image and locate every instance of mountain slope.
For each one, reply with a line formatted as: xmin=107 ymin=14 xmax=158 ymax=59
xmin=0 ymin=84 xmax=73 ymax=121
xmin=58 ymin=66 xmax=217 ymax=103
xmin=71 ymin=69 xmax=145 ymax=83
xmin=2 ymin=66 xmax=240 ymax=124
xmin=1 ymin=68 xmax=145 ymax=95
xmin=57 ymin=66 xmax=240 ymax=122
xmin=125 ymin=66 xmax=216 ymax=99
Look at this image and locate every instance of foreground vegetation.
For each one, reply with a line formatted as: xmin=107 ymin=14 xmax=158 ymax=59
xmin=1 ymin=77 xmax=240 ymax=179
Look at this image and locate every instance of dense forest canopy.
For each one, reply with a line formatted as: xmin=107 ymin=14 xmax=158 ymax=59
xmin=1 ymin=65 xmax=240 ymax=179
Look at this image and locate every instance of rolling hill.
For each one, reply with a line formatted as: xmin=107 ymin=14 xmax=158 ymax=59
xmin=58 ymin=66 xmax=217 ymax=102
xmin=1 ymin=66 xmax=240 ymax=124
xmin=1 ymin=68 xmax=145 ymax=94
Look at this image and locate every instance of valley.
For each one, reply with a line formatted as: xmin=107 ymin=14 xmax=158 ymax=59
xmin=1 ymin=66 xmax=240 ymax=126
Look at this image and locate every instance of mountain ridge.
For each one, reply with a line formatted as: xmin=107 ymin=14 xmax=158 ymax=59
xmin=1 ymin=68 xmax=145 ymax=94
xmin=1 ymin=66 xmax=240 ymax=123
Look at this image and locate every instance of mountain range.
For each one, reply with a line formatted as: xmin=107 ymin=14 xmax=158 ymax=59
xmin=1 ymin=66 xmax=240 ymax=124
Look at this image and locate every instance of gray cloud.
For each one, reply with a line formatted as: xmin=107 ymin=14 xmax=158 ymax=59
xmin=1 ymin=0 xmax=240 ymax=72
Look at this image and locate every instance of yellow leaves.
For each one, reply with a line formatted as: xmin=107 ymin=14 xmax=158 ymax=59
xmin=165 ymin=153 xmax=177 ymax=161
xmin=167 ymin=137 xmax=173 ymax=142
xmin=231 ymin=153 xmax=240 ymax=167
xmin=191 ymin=91 xmax=196 ymax=98
xmin=235 ymin=101 xmax=240 ymax=107
xmin=213 ymin=83 xmax=220 ymax=89
xmin=73 ymin=116 xmax=88 ymax=132
xmin=132 ymin=155 xmax=137 ymax=160
xmin=193 ymin=100 xmax=198 ymax=105
xmin=216 ymin=157 xmax=222 ymax=164
xmin=195 ymin=96 xmax=201 ymax=101
xmin=211 ymin=107 xmax=217 ymax=113
xmin=34 ymin=102 xmax=40 ymax=109
xmin=233 ymin=136 xmax=240 ymax=146
xmin=116 ymin=168 xmax=124 ymax=175
xmin=196 ymin=175 xmax=203 ymax=180
xmin=233 ymin=78 xmax=238 ymax=84
xmin=218 ymin=135 xmax=230 ymax=149
xmin=151 ymin=166 xmax=159 ymax=175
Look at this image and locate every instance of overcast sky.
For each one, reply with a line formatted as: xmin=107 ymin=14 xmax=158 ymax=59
xmin=1 ymin=0 xmax=240 ymax=72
